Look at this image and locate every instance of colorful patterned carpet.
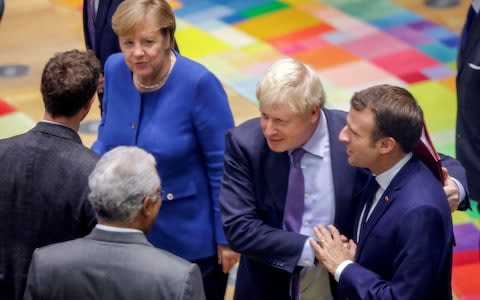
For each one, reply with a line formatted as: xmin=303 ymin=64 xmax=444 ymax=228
xmin=1 ymin=0 xmax=479 ymax=298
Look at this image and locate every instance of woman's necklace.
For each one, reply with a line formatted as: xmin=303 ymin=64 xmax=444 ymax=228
xmin=134 ymin=51 xmax=175 ymax=91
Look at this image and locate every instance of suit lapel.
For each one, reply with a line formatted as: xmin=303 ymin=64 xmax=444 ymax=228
xmin=357 ymin=190 xmax=393 ymax=247
xmin=356 ymin=158 xmax=416 ymax=257
xmin=263 ymin=146 xmax=289 ymax=219
xmin=459 ymin=11 xmax=480 ymax=76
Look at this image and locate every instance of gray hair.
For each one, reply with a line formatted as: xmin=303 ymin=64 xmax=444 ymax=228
xmin=256 ymin=58 xmax=326 ymax=114
xmin=88 ymin=146 xmax=161 ymax=223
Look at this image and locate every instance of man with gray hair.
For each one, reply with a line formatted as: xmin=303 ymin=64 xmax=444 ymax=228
xmin=24 ymin=146 xmax=206 ymax=300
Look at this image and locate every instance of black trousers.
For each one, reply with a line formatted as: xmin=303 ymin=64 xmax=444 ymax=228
xmin=193 ymin=256 xmax=228 ymax=300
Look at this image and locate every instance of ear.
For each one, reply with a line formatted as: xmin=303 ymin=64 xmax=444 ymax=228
xmin=141 ymin=196 xmax=154 ymax=216
xmin=310 ymin=106 xmax=321 ymax=123
xmin=142 ymin=195 xmax=162 ymax=216
xmin=378 ymin=137 xmax=396 ymax=154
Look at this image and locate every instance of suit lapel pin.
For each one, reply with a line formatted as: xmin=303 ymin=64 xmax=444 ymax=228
xmin=384 ymin=195 xmax=390 ymax=202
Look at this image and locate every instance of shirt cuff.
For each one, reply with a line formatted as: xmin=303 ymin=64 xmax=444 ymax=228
xmin=450 ymin=177 xmax=466 ymax=204
xmin=334 ymin=260 xmax=353 ymax=282
xmin=297 ymin=238 xmax=315 ymax=267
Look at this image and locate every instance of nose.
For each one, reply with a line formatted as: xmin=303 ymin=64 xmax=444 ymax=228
xmin=338 ymin=126 xmax=349 ymax=143
xmin=262 ymin=120 xmax=276 ymax=137
xmin=132 ymin=43 xmax=144 ymax=56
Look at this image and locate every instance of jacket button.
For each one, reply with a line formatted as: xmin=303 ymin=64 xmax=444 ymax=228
xmin=166 ymin=193 xmax=174 ymax=201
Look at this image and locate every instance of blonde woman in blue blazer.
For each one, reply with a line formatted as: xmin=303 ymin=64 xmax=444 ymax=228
xmin=92 ymin=1 xmax=238 ymax=299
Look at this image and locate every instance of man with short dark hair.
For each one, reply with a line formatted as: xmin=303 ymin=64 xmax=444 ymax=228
xmin=0 ymin=49 xmax=101 ymax=300
xmin=24 ymin=146 xmax=206 ymax=300
xmin=312 ymin=84 xmax=454 ymax=300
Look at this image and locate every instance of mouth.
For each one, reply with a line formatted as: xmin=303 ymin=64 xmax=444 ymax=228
xmin=267 ymin=138 xmax=283 ymax=144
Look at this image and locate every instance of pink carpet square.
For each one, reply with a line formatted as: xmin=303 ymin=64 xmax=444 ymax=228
xmin=342 ymin=32 xmax=410 ymax=59
xmin=397 ymin=71 xmax=429 ymax=84
xmin=311 ymin=7 xmax=348 ymax=21
xmin=325 ymin=16 xmax=379 ymax=38
xmin=371 ymin=48 xmax=439 ymax=78
xmin=318 ymin=61 xmax=397 ymax=89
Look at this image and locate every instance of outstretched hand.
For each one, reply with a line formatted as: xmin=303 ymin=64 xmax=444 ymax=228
xmin=310 ymin=225 xmax=356 ymax=274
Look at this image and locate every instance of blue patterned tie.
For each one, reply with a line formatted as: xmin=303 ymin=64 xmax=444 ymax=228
xmin=283 ymin=148 xmax=305 ymax=300
xmin=87 ymin=0 xmax=96 ymax=51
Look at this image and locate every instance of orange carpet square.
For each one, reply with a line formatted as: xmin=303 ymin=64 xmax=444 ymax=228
xmin=452 ymin=264 xmax=480 ymax=297
xmin=293 ymin=45 xmax=359 ymax=70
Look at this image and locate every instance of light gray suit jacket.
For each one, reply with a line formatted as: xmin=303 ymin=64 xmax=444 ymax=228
xmin=23 ymin=228 xmax=206 ymax=300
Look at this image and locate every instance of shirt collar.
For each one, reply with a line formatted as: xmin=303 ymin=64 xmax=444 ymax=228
xmin=375 ymin=153 xmax=412 ymax=191
xmin=302 ymin=110 xmax=329 ymax=158
xmin=41 ymin=119 xmax=73 ymax=130
xmin=473 ymin=0 xmax=480 ymax=13
xmin=96 ymin=224 xmax=143 ymax=234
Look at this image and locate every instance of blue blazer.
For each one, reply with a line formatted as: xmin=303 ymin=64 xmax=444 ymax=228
xmin=220 ymin=109 xmax=368 ymax=300
xmin=93 ymin=52 xmax=234 ymax=260
xmin=339 ymin=157 xmax=453 ymax=300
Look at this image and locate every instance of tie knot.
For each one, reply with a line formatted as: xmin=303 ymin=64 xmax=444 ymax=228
xmin=290 ymin=148 xmax=305 ymax=166
xmin=367 ymin=177 xmax=379 ymax=193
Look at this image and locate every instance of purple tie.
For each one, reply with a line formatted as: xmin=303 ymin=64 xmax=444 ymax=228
xmin=283 ymin=148 xmax=306 ymax=232
xmin=283 ymin=148 xmax=305 ymax=300
xmin=87 ymin=0 xmax=96 ymax=51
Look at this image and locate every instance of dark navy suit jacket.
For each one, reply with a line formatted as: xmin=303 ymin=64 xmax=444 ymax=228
xmin=83 ymin=0 xmax=123 ymax=68
xmin=220 ymin=109 xmax=367 ymax=300
xmin=456 ymin=6 xmax=480 ymax=201
xmin=338 ymin=157 xmax=453 ymax=300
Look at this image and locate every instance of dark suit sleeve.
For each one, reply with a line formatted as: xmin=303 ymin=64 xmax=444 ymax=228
xmin=338 ymin=206 xmax=452 ymax=300
xmin=23 ymin=250 xmax=41 ymax=300
xmin=220 ymin=130 xmax=308 ymax=273
xmin=180 ymin=264 xmax=206 ymax=300
xmin=440 ymin=153 xmax=470 ymax=210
